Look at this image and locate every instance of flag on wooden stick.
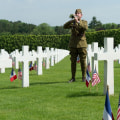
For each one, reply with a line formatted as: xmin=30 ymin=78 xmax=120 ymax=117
xmin=12 ymin=61 xmax=15 ymax=66
xmin=29 ymin=61 xmax=34 ymax=71
xmin=102 ymin=88 xmax=114 ymax=120
xmin=33 ymin=62 xmax=37 ymax=71
xmin=18 ymin=67 xmax=22 ymax=80
xmin=86 ymin=68 xmax=91 ymax=87
xmin=117 ymin=94 xmax=120 ymax=120
xmin=92 ymin=67 xmax=100 ymax=86
xmin=76 ymin=55 xmax=80 ymax=63
xmin=87 ymin=61 xmax=91 ymax=73
xmin=10 ymin=68 xmax=17 ymax=82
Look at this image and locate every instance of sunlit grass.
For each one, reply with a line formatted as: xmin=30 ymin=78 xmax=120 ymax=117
xmin=0 ymin=56 xmax=120 ymax=120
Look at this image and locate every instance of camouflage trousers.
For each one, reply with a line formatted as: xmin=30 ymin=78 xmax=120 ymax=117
xmin=70 ymin=47 xmax=87 ymax=79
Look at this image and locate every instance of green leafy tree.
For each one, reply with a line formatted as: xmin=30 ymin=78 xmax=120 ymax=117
xmin=102 ymin=23 xmax=118 ymax=30
xmin=117 ymin=24 xmax=120 ymax=29
xmin=0 ymin=19 xmax=13 ymax=33
xmin=54 ymin=26 xmax=70 ymax=35
xmin=31 ymin=23 xmax=55 ymax=35
xmin=88 ymin=16 xmax=102 ymax=30
xmin=0 ymin=19 xmax=36 ymax=35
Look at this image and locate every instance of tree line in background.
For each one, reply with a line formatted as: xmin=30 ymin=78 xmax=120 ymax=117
xmin=0 ymin=16 xmax=120 ymax=35
xmin=88 ymin=16 xmax=120 ymax=31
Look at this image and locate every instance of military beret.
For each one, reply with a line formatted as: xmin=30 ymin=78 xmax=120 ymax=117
xmin=75 ymin=9 xmax=82 ymax=14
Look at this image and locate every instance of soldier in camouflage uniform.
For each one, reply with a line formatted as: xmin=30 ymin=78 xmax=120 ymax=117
xmin=63 ymin=9 xmax=88 ymax=82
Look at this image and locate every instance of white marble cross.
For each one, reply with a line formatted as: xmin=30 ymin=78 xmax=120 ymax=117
xmin=46 ymin=47 xmax=51 ymax=69
xmin=31 ymin=50 xmax=38 ymax=64
xmin=50 ymin=48 xmax=55 ymax=66
xmin=14 ymin=46 xmax=36 ymax=87
xmin=87 ymin=42 xmax=99 ymax=73
xmin=94 ymin=37 xmax=120 ymax=95
xmin=36 ymin=46 xmax=43 ymax=75
xmin=54 ymin=48 xmax=58 ymax=64
xmin=57 ymin=49 xmax=69 ymax=63
xmin=116 ymin=44 xmax=120 ymax=64
xmin=43 ymin=47 xmax=50 ymax=69
xmin=92 ymin=42 xmax=99 ymax=73
xmin=36 ymin=46 xmax=53 ymax=75
xmin=0 ymin=49 xmax=12 ymax=73
xmin=13 ymin=49 xmax=22 ymax=69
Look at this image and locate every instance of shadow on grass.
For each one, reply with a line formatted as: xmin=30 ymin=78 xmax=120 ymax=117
xmin=29 ymin=73 xmax=38 ymax=76
xmin=30 ymin=81 xmax=67 ymax=86
xmin=66 ymin=91 xmax=104 ymax=97
xmin=114 ymin=66 xmax=120 ymax=69
xmin=0 ymin=86 xmax=21 ymax=90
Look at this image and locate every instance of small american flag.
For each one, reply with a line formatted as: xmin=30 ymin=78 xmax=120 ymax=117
xmin=12 ymin=61 xmax=15 ymax=66
xmin=76 ymin=55 xmax=80 ymax=63
xmin=18 ymin=68 xmax=22 ymax=80
xmin=92 ymin=68 xmax=100 ymax=86
xmin=33 ymin=62 xmax=37 ymax=71
xmin=10 ymin=68 xmax=17 ymax=82
xmin=117 ymin=94 xmax=120 ymax=120
xmin=43 ymin=61 xmax=45 ymax=67
xmin=87 ymin=62 xmax=91 ymax=73
xmin=29 ymin=61 xmax=34 ymax=71
xmin=86 ymin=68 xmax=91 ymax=87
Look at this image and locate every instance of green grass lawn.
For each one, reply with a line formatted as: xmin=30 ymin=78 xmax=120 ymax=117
xmin=0 ymin=56 xmax=120 ymax=120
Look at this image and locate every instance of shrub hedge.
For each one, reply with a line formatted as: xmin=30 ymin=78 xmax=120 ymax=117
xmin=86 ymin=29 xmax=120 ymax=47
xmin=0 ymin=29 xmax=120 ymax=53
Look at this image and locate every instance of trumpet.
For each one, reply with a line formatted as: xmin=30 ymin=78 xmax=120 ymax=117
xmin=69 ymin=14 xmax=78 ymax=19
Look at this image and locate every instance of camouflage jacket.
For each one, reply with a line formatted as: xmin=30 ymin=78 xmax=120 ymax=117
xmin=63 ymin=19 xmax=88 ymax=48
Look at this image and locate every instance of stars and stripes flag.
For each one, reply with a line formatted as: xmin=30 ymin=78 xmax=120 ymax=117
xmin=43 ymin=61 xmax=45 ymax=67
xmin=33 ymin=62 xmax=37 ymax=71
xmin=77 ymin=55 xmax=80 ymax=63
xmin=86 ymin=68 xmax=91 ymax=87
xmin=18 ymin=68 xmax=22 ymax=80
xmin=102 ymin=89 xmax=114 ymax=120
xmin=87 ymin=61 xmax=91 ymax=73
xmin=117 ymin=94 xmax=120 ymax=120
xmin=29 ymin=61 xmax=34 ymax=71
xmin=92 ymin=68 xmax=100 ymax=86
xmin=12 ymin=61 xmax=15 ymax=66
xmin=10 ymin=68 xmax=17 ymax=82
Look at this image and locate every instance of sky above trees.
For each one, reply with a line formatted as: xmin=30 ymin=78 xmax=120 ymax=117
xmin=0 ymin=0 xmax=120 ymax=26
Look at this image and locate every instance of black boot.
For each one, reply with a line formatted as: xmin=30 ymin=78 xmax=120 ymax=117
xmin=82 ymin=77 xmax=86 ymax=82
xmin=68 ymin=78 xmax=75 ymax=83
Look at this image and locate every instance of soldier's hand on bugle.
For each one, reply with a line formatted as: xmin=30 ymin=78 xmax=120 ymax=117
xmin=74 ymin=16 xmax=79 ymax=23
xmin=69 ymin=14 xmax=79 ymax=22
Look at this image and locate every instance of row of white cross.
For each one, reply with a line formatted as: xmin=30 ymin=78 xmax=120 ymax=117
xmin=0 ymin=49 xmax=12 ymax=73
xmin=0 ymin=37 xmax=119 ymax=95
xmin=87 ymin=37 xmax=120 ymax=95
xmin=0 ymin=46 xmax=69 ymax=87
